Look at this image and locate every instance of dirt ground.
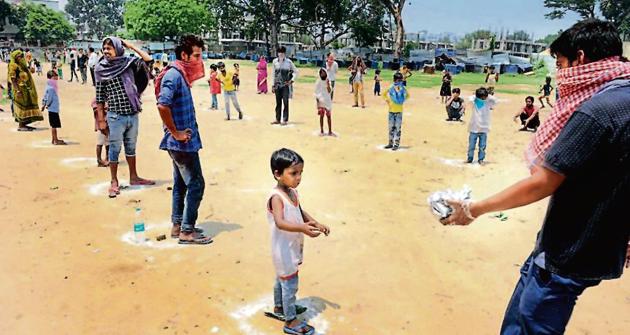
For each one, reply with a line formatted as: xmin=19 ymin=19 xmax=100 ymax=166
xmin=0 ymin=62 xmax=627 ymax=335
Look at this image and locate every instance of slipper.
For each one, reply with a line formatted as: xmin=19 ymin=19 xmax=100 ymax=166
xmin=171 ymin=227 xmax=205 ymax=239
xmin=270 ymin=121 xmax=281 ymax=125
xmin=97 ymin=162 xmax=109 ymax=167
xmin=53 ymin=140 xmax=67 ymax=145
xmin=108 ymin=184 xmax=120 ymax=198
xmin=17 ymin=127 xmax=33 ymax=132
xmin=178 ymin=236 xmax=213 ymax=245
xmin=283 ymin=321 xmax=314 ymax=335
xmin=264 ymin=305 xmax=308 ymax=321
xmin=130 ymin=178 xmax=156 ymax=186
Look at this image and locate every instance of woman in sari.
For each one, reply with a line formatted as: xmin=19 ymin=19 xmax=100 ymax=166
xmin=256 ymin=56 xmax=268 ymax=94
xmin=8 ymin=50 xmax=43 ymax=131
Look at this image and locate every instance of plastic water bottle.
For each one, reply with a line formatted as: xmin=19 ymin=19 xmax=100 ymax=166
xmin=133 ymin=207 xmax=146 ymax=243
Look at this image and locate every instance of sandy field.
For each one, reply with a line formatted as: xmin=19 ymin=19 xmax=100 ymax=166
xmin=0 ymin=61 xmax=627 ymax=335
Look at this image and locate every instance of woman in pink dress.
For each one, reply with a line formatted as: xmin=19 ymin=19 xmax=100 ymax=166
xmin=257 ymin=56 xmax=268 ymax=94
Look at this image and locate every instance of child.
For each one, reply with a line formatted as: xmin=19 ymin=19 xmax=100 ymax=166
xmin=485 ymin=66 xmax=499 ymax=95
xmin=314 ymin=68 xmax=334 ymax=136
xmin=41 ymin=70 xmax=65 ymax=145
xmin=34 ymin=59 xmax=42 ymax=76
xmin=401 ymin=64 xmax=413 ymax=86
xmin=267 ymin=148 xmax=329 ymax=335
xmin=373 ymin=69 xmax=382 ymax=96
xmin=233 ymin=63 xmax=240 ymax=90
xmin=440 ymin=70 xmax=452 ymax=103
xmin=208 ymin=64 xmax=221 ymax=110
xmin=383 ymin=72 xmax=409 ymax=151
xmin=445 ymin=88 xmax=465 ymax=121
xmin=56 ymin=63 xmax=63 ymax=80
xmin=467 ymin=87 xmax=497 ymax=164
xmin=92 ymin=99 xmax=109 ymax=167
xmin=514 ymin=96 xmax=540 ymax=132
xmin=538 ymin=76 xmax=554 ymax=108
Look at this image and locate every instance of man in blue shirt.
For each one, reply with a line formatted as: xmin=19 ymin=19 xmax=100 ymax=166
xmin=441 ymin=20 xmax=630 ymax=334
xmin=157 ymin=35 xmax=211 ymax=245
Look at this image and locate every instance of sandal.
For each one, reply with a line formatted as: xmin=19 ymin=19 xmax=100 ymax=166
xmin=17 ymin=127 xmax=33 ymax=132
xmin=283 ymin=321 xmax=315 ymax=335
xmin=178 ymin=235 xmax=213 ymax=245
xmin=265 ymin=305 xmax=308 ymax=321
xmin=171 ymin=225 xmax=205 ymax=238
xmin=53 ymin=140 xmax=67 ymax=145
xmin=130 ymin=178 xmax=156 ymax=186
xmin=108 ymin=184 xmax=120 ymax=198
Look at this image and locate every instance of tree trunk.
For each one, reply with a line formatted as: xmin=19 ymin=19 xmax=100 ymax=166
xmin=270 ymin=22 xmax=279 ymax=56
xmin=394 ymin=12 xmax=404 ymax=59
xmin=320 ymin=22 xmax=326 ymax=49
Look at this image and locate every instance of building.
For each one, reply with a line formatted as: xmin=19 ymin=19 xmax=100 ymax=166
xmin=471 ymin=38 xmax=546 ymax=57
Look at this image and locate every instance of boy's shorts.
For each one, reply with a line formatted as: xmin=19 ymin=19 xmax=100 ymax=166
xmin=96 ymin=131 xmax=109 ymax=146
xmin=317 ymin=107 xmax=331 ymax=117
xmin=48 ymin=112 xmax=61 ymax=128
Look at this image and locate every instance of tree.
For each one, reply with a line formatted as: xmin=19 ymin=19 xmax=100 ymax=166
xmin=0 ymin=1 xmax=11 ymax=32
xmin=18 ymin=3 xmax=76 ymax=45
xmin=543 ymin=0 xmax=597 ymax=19
xmin=600 ymin=0 xmax=630 ymax=39
xmin=65 ymin=0 xmax=125 ymax=40
xmin=294 ymin=0 xmax=353 ymax=49
xmin=124 ymin=0 xmax=214 ymax=41
xmin=536 ymin=30 xmax=563 ymax=45
xmin=455 ymin=30 xmax=495 ymax=49
xmin=376 ymin=0 xmax=406 ymax=59
xmin=507 ymin=30 xmax=532 ymax=41
xmin=349 ymin=0 xmax=386 ymax=48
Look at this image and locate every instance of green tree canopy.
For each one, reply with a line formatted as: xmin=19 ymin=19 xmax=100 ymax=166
xmin=124 ymin=0 xmax=214 ymax=41
xmin=17 ymin=3 xmax=76 ymax=45
xmin=506 ymin=30 xmax=532 ymax=41
xmin=456 ymin=30 xmax=495 ymax=49
xmin=65 ymin=0 xmax=125 ymax=39
xmin=543 ymin=0 xmax=597 ymax=19
xmin=536 ymin=30 xmax=563 ymax=45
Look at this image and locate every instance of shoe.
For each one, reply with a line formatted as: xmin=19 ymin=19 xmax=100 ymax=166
xmin=238 ymin=112 xmax=243 ymax=120
xmin=392 ymin=145 xmax=399 ymax=151
xmin=384 ymin=144 xmax=393 ymax=149
xmin=466 ymin=159 xmax=473 ymax=164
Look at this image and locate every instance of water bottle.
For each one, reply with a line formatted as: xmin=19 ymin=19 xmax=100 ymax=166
xmin=133 ymin=207 xmax=146 ymax=243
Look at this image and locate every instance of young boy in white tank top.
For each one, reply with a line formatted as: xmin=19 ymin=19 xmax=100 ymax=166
xmin=267 ymin=148 xmax=330 ymax=335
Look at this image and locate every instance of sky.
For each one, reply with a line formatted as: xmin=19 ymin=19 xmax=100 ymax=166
xmin=402 ymin=0 xmax=583 ymax=40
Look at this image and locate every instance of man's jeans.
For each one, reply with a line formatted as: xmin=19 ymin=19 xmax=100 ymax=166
xmin=80 ymin=67 xmax=87 ymax=83
xmin=467 ymin=132 xmax=487 ymax=162
xmin=168 ymin=151 xmax=205 ymax=233
xmin=224 ymin=91 xmax=241 ymax=118
xmin=388 ymin=112 xmax=403 ymax=146
xmin=275 ymin=85 xmax=290 ymax=122
xmin=500 ymin=255 xmax=601 ymax=335
xmin=107 ymin=112 xmax=139 ymax=163
xmin=274 ymin=274 xmax=299 ymax=321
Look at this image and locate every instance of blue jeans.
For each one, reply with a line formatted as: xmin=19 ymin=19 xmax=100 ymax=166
xmin=500 ymin=255 xmax=600 ymax=335
xmin=388 ymin=112 xmax=403 ymax=145
xmin=107 ymin=112 xmax=139 ymax=163
xmin=274 ymin=274 xmax=299 ymax=321
xmin=168 ymin=151 xmax=205 ymax=233
xmin=211 ymin=94 xmax=218 ymax=109
xmin=467 ymin=132 xmax=487 ymax=162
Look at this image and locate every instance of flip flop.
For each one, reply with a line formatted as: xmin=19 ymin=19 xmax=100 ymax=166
xmin=53 ymin=140 xmax=67 ymax=145
xmin=130 ymin=179 xmax=156 ymax=186
xmin=283 ymin=321 xmax=314 ymax=335
xmin=108 ymin=184 xmax=120 ymax=198
xmin=264 ymin=305 xmax=308 ymax=321
xmin=17 ymin=127 xmax=33 ymax=132
xmin=178 ymin=236 xmax=213 ymax=245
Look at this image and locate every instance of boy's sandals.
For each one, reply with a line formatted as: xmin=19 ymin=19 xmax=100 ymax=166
xmin=170 ymin=225 xmax=206 ymax=239
xmin=130 ymin=178 xmax=155 ymax=186
xmin=265 ymin=305 xmax=308 ymax=321
xmin=283 ymin=321 xmax=315 ymax=335
xmin=108 ymin=183 xmax=120 ymax=198
xmin=178 ymin=234 xmax=213 ymax=245
xmin=97 ymin=161 xmax=109 ymax=167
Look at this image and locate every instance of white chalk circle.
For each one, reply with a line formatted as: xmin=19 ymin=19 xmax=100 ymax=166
xmin=271 ymin=123 xmax=296 ymax=128
xmin=375 ymin=144 xmax=410 ymax=152
xmin=311 ymin=131 xmax=340 ymax=138
xmin=120 ymin=221 xmax=183 ymax=250
xmin=31 ymin=139 xmax=78 ymax=148
xmin=87 ymin=181 xmax=156 ymax=196
xmin=230 ymin=295 xmax=330 ymax=335
xmin=438 ymin=157 xmax=482 ymax=169
xmin=61 ymin=157 xmax=97 ymax=168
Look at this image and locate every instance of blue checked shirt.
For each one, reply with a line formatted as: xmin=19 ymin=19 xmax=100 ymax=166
xmin=158 ymin=67 xmax=202 ymax=152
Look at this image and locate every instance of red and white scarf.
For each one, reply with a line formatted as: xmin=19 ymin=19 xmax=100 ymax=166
xmin=526 ymin=56 xmax=630 ymax=167
xmin=155 ymin=59 xmax=205 ymax=98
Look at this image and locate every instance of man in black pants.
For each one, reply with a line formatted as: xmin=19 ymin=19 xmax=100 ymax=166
xmin=271 ymin=46 xmax=298 ymax=126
